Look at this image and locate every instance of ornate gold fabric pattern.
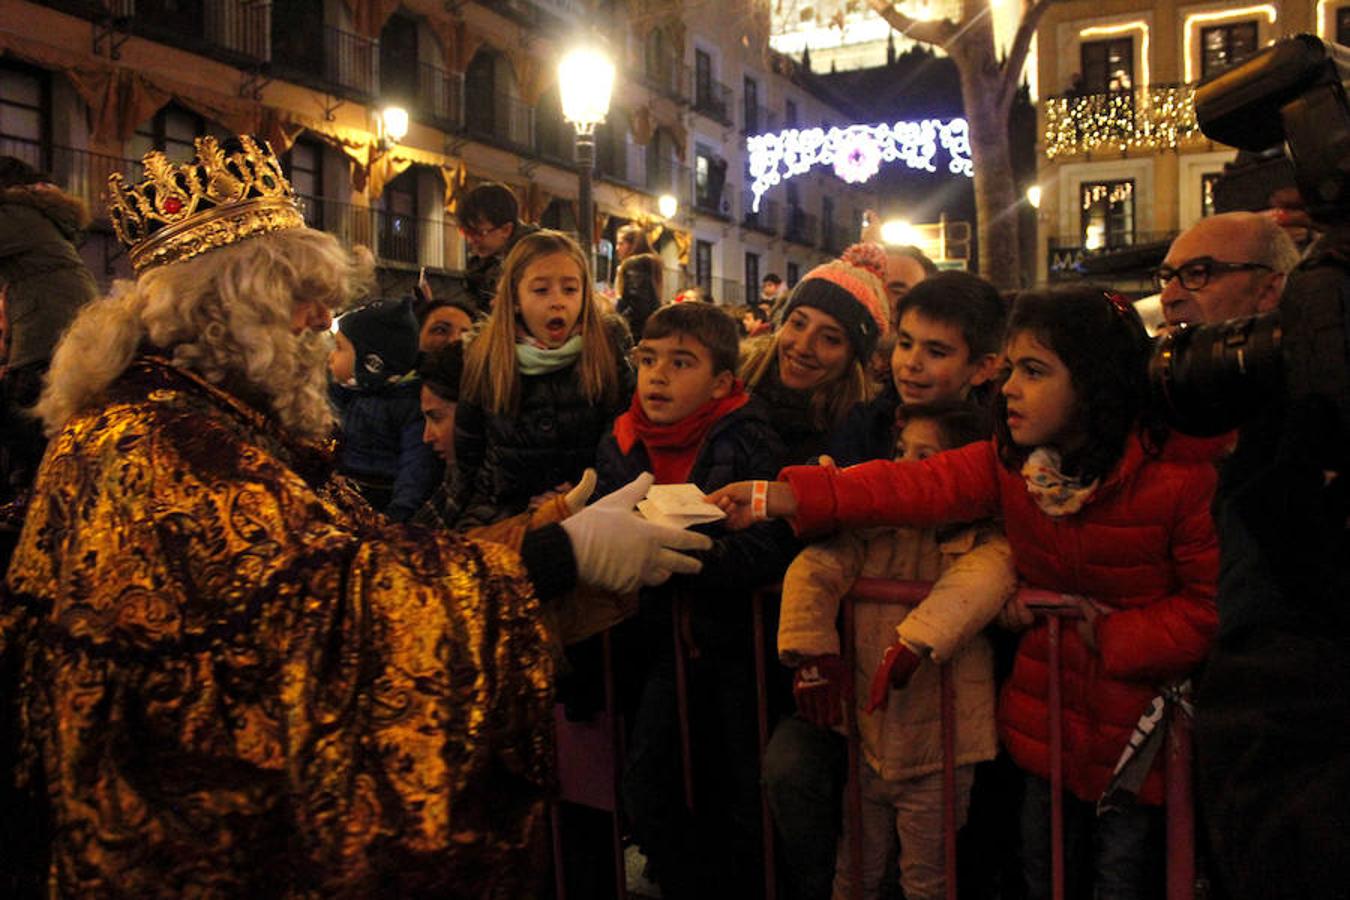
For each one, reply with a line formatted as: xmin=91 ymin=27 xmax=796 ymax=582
xmin=106 ymin=135 xmax=305 ymax=272
xmin=2 ymin=357 xmax=555 ymax=897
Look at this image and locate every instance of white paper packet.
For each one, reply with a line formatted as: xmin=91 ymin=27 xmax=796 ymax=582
xmin=636 ymin=483 xmax=726 ymax=530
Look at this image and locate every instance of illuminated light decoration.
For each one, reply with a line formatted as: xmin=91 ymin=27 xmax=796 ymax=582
xmin=1043 ymin=83 xmax=1201 ymax=159
xmin=1183 ymin=5 xmax=1278 ymax=84
xmin=833 ymin=131 xmax=883 ymax=183
xmin=1026 ymin=185 xmax=1042 ymax=208
xmin=881 ymin=219 xmax=921 ymax=245
xmin=747 ymin=119 xmax=972 ymax=213
xmin=1079 ymin=21 xmax=1150 ymax=90
xmin=1081 ymin=181 xmax=1134 ymax=210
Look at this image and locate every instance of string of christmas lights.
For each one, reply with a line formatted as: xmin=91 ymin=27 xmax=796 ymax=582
xmin=1043 ymin=85 xmax=1202 ymax=160
xmin=746 ymin=119 xmax=973 ymax=213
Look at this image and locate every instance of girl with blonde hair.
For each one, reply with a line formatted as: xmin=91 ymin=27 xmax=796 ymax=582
xmin=455 ymin=229 xmax=634 ymax=525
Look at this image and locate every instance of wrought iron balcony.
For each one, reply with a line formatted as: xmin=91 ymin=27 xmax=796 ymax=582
xmin=823 ymin=218 xmax=851 ymax=255
xmin=742 ymin=104 xmax=779 ymax=137
xmin=636 ymin=55 xmax=691 ymax=104
xmin=463 ymin=91 xmax=536 ymax=152
xmin=1042 ymin=84 xmax=1201 ymax=160
xmin=785 ymin=207 xmax=819 ymax=247
xmin=0 ymin=137 xmax=142 ymax=218
xmin=1046 ymin=230 xmax=1177 ymax=281
xmin=415 ymin=63 xmax=465 ymax=131
xmin=645 ymin=156 xmax=693 ymax=212
xmin=741 ymin=190 xmax=778 ymax=235
xmin=693 ymin=78 xmax=732 ymax=126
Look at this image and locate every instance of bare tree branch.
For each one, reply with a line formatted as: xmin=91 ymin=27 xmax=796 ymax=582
xmin=866 ymin=0 xmax=958 ymax=48
xmin=998 ymin=0 xmax=1055 ymax=112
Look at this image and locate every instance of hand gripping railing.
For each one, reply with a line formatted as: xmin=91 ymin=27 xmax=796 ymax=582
xmin=832 ymin=580 xmax=1197 ymax=900
xmin=552 ymin=579 xmax=1197 ymax=899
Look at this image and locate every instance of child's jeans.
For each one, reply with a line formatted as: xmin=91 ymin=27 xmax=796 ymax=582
xmin=1020 ymin=774 xmax=1162 ymax=900
xmin=832 ymin=761 xmax=975 ymax=900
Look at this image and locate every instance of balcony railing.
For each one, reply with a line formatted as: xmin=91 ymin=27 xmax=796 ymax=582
xmin=299 ymin=195 xmax=448 ymax=269
xmin=37 ymin=0 xmax=269 ymax=62
xmin=464 ymin=91 xmax=536 ymax=151
xmin=416 ymin=63 xmax=465 ymax=130
xmin=1043 ymin=84 xmax=1201 ymax=160
xmin=645 ymin=155 xmax=693 ymax=211
xmin=0 ymin=137 xmax=142 ymax=218
xmin=324 ymin=26 xmax=379 ymax=97
xmin=201 ymin=0 xmax=270 ymax=62
xmin=483 ymin=0 xmax=583 ymax=31
xmin=693 ymin=78 xmax=732 ymax=125
xmin=823 ymin=218 xmax=852 ymax=255
xmin=637 ymin=56 xmax=691 ymax=103
xmin=595 ymin=131 xmax=640 ymax=186
xmin=694 ymin=175 xmax=732 ymax=220
xmin=785 ymin=207 xmax=819 ymax=247
xmin=1046 ymin=230 xmax=1178 ymax=281
xmin=742 ymin=104 xmax=779 ymax=137
xmin=741 ymin=190 xmax=779 ymax=235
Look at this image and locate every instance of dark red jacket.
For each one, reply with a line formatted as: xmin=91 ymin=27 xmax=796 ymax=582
xmin=782 ymin=432 xmax=1218 ymax=804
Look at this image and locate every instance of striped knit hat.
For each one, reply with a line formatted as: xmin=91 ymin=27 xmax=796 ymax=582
xmin=782 ymin=243 xmax=890 ymax=361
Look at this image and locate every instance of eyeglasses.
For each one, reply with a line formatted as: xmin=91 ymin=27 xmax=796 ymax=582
xmin=1151 ymin=257 xmax=1273 ymax=292
xmin=458 ymin=221 xmax=505 ymax=240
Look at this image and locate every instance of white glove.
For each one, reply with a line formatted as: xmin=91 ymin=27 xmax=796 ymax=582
xmin=561 ymin=472 xmax=713 ymax=593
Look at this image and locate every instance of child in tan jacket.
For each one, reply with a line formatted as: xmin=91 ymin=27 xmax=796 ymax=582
xmin=778 ymin=402 xmax=1016 ymax=900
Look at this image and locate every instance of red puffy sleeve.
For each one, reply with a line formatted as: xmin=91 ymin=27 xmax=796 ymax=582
xmin=781 ymin=440 xmax=1004 ymax=538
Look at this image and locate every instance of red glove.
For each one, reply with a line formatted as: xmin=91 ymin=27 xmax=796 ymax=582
xmin=866 ymin=641 xmax=922 ymax=713
xmin=793 ymin=654 xmax=851 ymax=728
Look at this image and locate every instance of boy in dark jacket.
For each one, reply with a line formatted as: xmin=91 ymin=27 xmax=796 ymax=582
xmin=827 ymin=270 xmax=1005 ymax=467
xmin=329 ymin=297 xmax=441 ymax=521
xmin=594 ymin=302 xmax=797 ymax=899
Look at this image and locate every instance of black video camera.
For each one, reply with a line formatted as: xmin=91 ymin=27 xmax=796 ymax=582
xmin=1149 ymin=35 xmax=1350 ymax=469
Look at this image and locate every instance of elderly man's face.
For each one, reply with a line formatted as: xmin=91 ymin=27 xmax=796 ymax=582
xmin=1159 ymin=219 xmax=1283 ymax=327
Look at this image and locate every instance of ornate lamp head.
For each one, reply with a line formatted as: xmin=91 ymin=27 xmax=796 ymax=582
xmin=106 ymin=134 xmax=305 ymax=272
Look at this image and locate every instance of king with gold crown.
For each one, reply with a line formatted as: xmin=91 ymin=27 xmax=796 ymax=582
xmin=0 ymin=135 xmax=706 ymax=897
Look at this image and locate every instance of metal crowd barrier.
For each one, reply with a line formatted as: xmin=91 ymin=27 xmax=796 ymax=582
xmin=835 ymin=580 xmax=1198 ymax=900
xmin=549 ymin=579 xmax=1198 ymax=900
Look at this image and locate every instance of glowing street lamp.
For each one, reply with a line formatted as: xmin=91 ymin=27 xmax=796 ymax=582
xmin=658 ymin=193 xmax=679 ymax=219
xmin=378 ymin=105 xmax=409 ymax=151
xmin=558 ymin=44 xmax=615 ymax=266
xmin=881 ymin=219 xmax=921 ymax=246
xmin=1026 ymin=185 xmax=1042 ymax=209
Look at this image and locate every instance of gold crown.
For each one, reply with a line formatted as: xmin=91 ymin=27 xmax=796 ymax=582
xmin=106 ymin=134 xmax=305 ymax=272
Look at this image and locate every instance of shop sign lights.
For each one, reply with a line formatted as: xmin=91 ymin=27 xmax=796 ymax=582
xmin=747 ymin=119 xmax=973 ymax=212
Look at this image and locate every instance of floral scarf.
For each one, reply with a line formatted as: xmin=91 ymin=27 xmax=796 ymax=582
xmin=1021 ymin=446 xmax=1099 ymax=516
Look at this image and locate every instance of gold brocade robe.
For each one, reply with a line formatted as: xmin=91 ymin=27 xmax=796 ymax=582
xmin=1 ymin=357 xmax=555 ymax=898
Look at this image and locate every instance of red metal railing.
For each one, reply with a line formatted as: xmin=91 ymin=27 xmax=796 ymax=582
xmin=550 ymin=579 xmax=1199 ymax=899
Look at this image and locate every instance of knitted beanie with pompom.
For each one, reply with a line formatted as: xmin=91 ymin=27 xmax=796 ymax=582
xmin=781 ymin=244 xmax=890 ymax=361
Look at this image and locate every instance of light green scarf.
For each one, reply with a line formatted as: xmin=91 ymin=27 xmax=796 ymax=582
xmin=515 ymin=334 xmax=583 ymax=375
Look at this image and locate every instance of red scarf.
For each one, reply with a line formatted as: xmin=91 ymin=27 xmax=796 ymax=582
xmin=613 ymin=381 xmax=750 ymax=484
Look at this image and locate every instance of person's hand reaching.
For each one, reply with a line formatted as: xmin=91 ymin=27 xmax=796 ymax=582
xmin=706 ymin=479 xmax=798 ymax=530
xmin=561 ymin=472 xmax=712 ymax=592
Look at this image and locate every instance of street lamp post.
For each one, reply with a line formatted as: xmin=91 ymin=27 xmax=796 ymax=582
xmin=558 ymin=44 xmax=615 ymax=272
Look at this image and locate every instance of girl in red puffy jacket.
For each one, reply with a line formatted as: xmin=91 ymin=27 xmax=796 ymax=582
xmin=712 ymin=286 xmax=1219 ymax=899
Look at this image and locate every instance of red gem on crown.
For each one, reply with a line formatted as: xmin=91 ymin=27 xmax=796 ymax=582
xmin=163 ymin=197 xmax=183 ymax=214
